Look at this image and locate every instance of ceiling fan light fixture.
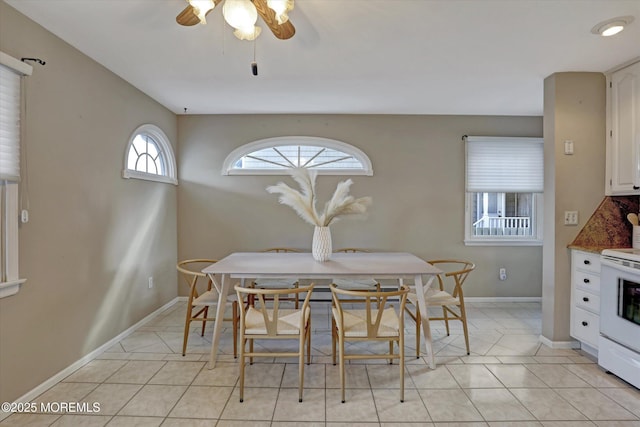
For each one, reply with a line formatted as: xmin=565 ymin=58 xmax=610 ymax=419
xmin=266 ymin=0 xmax=294 ymax=25
xmin=223 ymin=0 xmax=258 ymax=30
xmin=233 ymin=26 xmax=262 ymax=40
xmin=188 ymin=0 xmax=216 ymax=24
xmin=591 ymin=16 xmax=634 ymax=36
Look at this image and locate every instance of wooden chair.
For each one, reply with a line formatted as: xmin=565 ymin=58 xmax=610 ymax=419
xmin=177 ymin=259 xmax=239 ymax=358
xmin=253 ymin=248 xmax=301 ymax=308
xmin=330 ymin=283 xmax=409 ymax=403
xmin=332 ymin=248 xmax=381 ymax=302
xmin=404 ymin=259 xmax=476 ymax=357
xmin=235 ymin=283 xmax=314 ymax=403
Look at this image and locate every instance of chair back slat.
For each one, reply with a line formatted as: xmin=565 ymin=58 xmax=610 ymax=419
xmin=330 ymin=284 xmax=409 ymax=338
xmin=236 ymin=284 xmax=315 ymax=336
xmin=177 ymin=259 xmax=219 ymax=299
xmin=427 ymin=260 xmax=475 ymax=298
xmin=365 ymin=295 xmax=387 ymax=337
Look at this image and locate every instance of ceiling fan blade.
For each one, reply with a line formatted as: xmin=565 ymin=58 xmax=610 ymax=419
xmin=176 ymin=1 xmax=222 ymax=27
xmin=252 ymin=0 xmax=296 ymax=40
xmin=176 ymin=5 xmax=200 ymax=26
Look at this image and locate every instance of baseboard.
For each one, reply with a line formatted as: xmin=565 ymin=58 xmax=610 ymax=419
xmin=0 ymin=297 xmax=181 ymax=421
xmin=464 ymin=296 xmax=542 ymax=303
xmin=538 ymin=334 xmax=580 ymax=349
xmin=579 ymin=342 xmax=598 ymax=359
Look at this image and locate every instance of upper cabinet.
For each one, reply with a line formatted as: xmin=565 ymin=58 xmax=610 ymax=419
xmin=606 ymin=60 xmax=640 ymax=195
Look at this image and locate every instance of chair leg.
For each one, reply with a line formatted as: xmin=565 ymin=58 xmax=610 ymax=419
xmin=442 ymin=306 xmax=450 ymax=336
xmin=232 ymin=302 xmax=239 ymax=358
xmin=339 ymin=333 xmax=346 ymax=403
xmin=306 ymin=319 xmax=312 ymax=365
xmin=460 ymin=306 xmax=471 ymax=355
xmin=299 ymin=330 xmax=305 ymax=402
xmin=415 ymin=309 xmax=421 ymax=359
xmin=201 ymin=306 xmax=209 ymax=336
xmin=239 ymin=336 xmax=246 ymax=402
xmin=249 ymin=339 xmax=254 ymax=365
xmin=399 ymin=335 xmax=405 ymax=403
xmin=182 ymin=305 xmax=193 ymax=357
xmin=389 ymin=341 xmax=393 ymax=364
xmin=331 ymin=318 xmax=337 ymax=365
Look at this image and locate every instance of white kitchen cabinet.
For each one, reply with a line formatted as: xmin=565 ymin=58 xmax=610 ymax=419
xmin=606 ymin=60 xmax=640 ymax=195
xmin=570 ymin=250 xmax=600 ymax=354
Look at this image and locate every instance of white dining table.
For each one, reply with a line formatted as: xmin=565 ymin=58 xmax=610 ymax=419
xmin=202 ymin=251 xmax=442 ymax=369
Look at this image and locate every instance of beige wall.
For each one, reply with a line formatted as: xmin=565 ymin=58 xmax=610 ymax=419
xmin=177 ymin=114 xmax=543 ymax=297
xmin=0 ymin=1 xmax=551 ymax=405
xmin=0 ymin=3 xmax=178 ymax=402
xmin=542 ymin=73 xmax=606 ymax=342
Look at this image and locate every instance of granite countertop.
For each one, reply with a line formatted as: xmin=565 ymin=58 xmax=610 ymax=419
xmin=568 ymin=196 xmax=637 ymax=254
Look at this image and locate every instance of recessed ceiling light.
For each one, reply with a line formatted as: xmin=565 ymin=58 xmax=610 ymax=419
xmin=591 ymin=16 xmax=634 ymax=36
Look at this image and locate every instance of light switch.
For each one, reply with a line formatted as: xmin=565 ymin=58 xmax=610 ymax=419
xmin=564 ymin=140 xmax=574 ymax=155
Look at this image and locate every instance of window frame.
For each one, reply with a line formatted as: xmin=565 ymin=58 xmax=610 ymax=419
xmin=0 ymin=52 xmax=31 ymax=298
xmin=222 ymin=136 xmax=374 ymax=176
xmin=464 ymin=136 xmax=544 ymax=246
xmin=123 ymin=124 xmax=178 ymax=185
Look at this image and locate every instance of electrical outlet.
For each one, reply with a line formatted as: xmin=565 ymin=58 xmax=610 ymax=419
xmin=499 ymin=268 xmax=507 ymax=281
xmin=564 ymin=211 xmax=579 ymax=225
xmin=148 ymin=277 xmax=154 ymax=289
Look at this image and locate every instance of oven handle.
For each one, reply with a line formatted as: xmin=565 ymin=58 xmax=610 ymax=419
xmin=600 ymin=258 xmax=640 ymax=274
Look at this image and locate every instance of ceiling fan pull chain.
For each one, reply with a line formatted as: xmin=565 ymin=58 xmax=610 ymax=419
xmin=252 ymin=28 xmax=258 ymax=76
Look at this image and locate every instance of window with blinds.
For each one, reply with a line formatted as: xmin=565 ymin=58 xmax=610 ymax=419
xmin=464 ymin=136 xmax=544 ymax=245
xmin=0 ymin=52 xmax=31 ymax=297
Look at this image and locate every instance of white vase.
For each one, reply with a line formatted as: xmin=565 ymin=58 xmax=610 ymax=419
xmin=312 ymin=226 xmax=332 ymax=262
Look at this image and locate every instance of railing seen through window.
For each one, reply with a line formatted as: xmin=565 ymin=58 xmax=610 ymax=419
xmin=471 ymin=192 xmax=533 ymax=236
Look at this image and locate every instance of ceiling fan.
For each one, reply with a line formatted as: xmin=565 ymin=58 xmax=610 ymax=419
xmin=176 ymin=0 xmax=295 ymax=40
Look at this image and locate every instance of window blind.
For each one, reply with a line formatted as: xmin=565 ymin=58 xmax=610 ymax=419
xmin=0 ymin=63 xmax=22 ymax=181
xmin=465 ymin=136 xmax=544 ymax=193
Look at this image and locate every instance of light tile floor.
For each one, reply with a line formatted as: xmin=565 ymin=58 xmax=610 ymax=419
xmin=2 ymin=301 xmax=639 ymax=426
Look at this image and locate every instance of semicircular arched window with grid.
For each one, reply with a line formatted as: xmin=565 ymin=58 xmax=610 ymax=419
xmin=222 ymin=136 xmax=373 ymax=176
xmin=123 ymin=124 xmax=177 ymax=185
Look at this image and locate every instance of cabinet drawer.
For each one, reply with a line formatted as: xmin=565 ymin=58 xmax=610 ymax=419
xmin=574 ymin=288 xmax=600 ymax=314
xmin=573 ymin=270 xmax=600 ymax=294
xmin=571 ymin=308 xmax=600 ymax=348
xmin=573 ymin=252 xmax=601 ymax=274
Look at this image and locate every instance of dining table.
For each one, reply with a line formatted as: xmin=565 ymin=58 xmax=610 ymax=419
xmin=202 ymin=251 xmax=442 ymax=369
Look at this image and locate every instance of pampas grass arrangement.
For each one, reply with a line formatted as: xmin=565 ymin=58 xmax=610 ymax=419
xmin=266 ymin=168 xmax=372 ymax=227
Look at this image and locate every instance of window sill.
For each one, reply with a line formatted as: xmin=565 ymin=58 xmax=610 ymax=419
xmin=0 ymin=278 xmax=26 ymax=298
xmin=464 ymin=239 xmax=543 ymax=247
xmin=122 ymin=170 xmax=177 ymax=185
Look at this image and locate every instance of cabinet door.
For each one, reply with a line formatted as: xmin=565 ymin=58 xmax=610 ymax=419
xmin=607 ymin=61 xmax=640 ymax=195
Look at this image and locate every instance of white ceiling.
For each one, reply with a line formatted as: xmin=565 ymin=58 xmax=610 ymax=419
xmin=5 ymin=0 xmax=640 ymax=116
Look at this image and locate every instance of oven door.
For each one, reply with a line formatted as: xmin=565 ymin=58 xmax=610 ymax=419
xmin=600 ymin=259 xmax=640 ymax=353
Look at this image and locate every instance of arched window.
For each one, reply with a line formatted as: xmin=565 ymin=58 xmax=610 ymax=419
xmin=123 ymin=124 xmax=177 ymax=185
xmin=222 ymin=136 xmax=373 ymax=176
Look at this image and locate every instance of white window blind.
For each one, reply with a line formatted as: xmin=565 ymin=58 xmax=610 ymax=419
xmin=465 ymin=136 xmax=544 ymax=193
xmin=0 ymin=63 xmax=21 ymax=181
